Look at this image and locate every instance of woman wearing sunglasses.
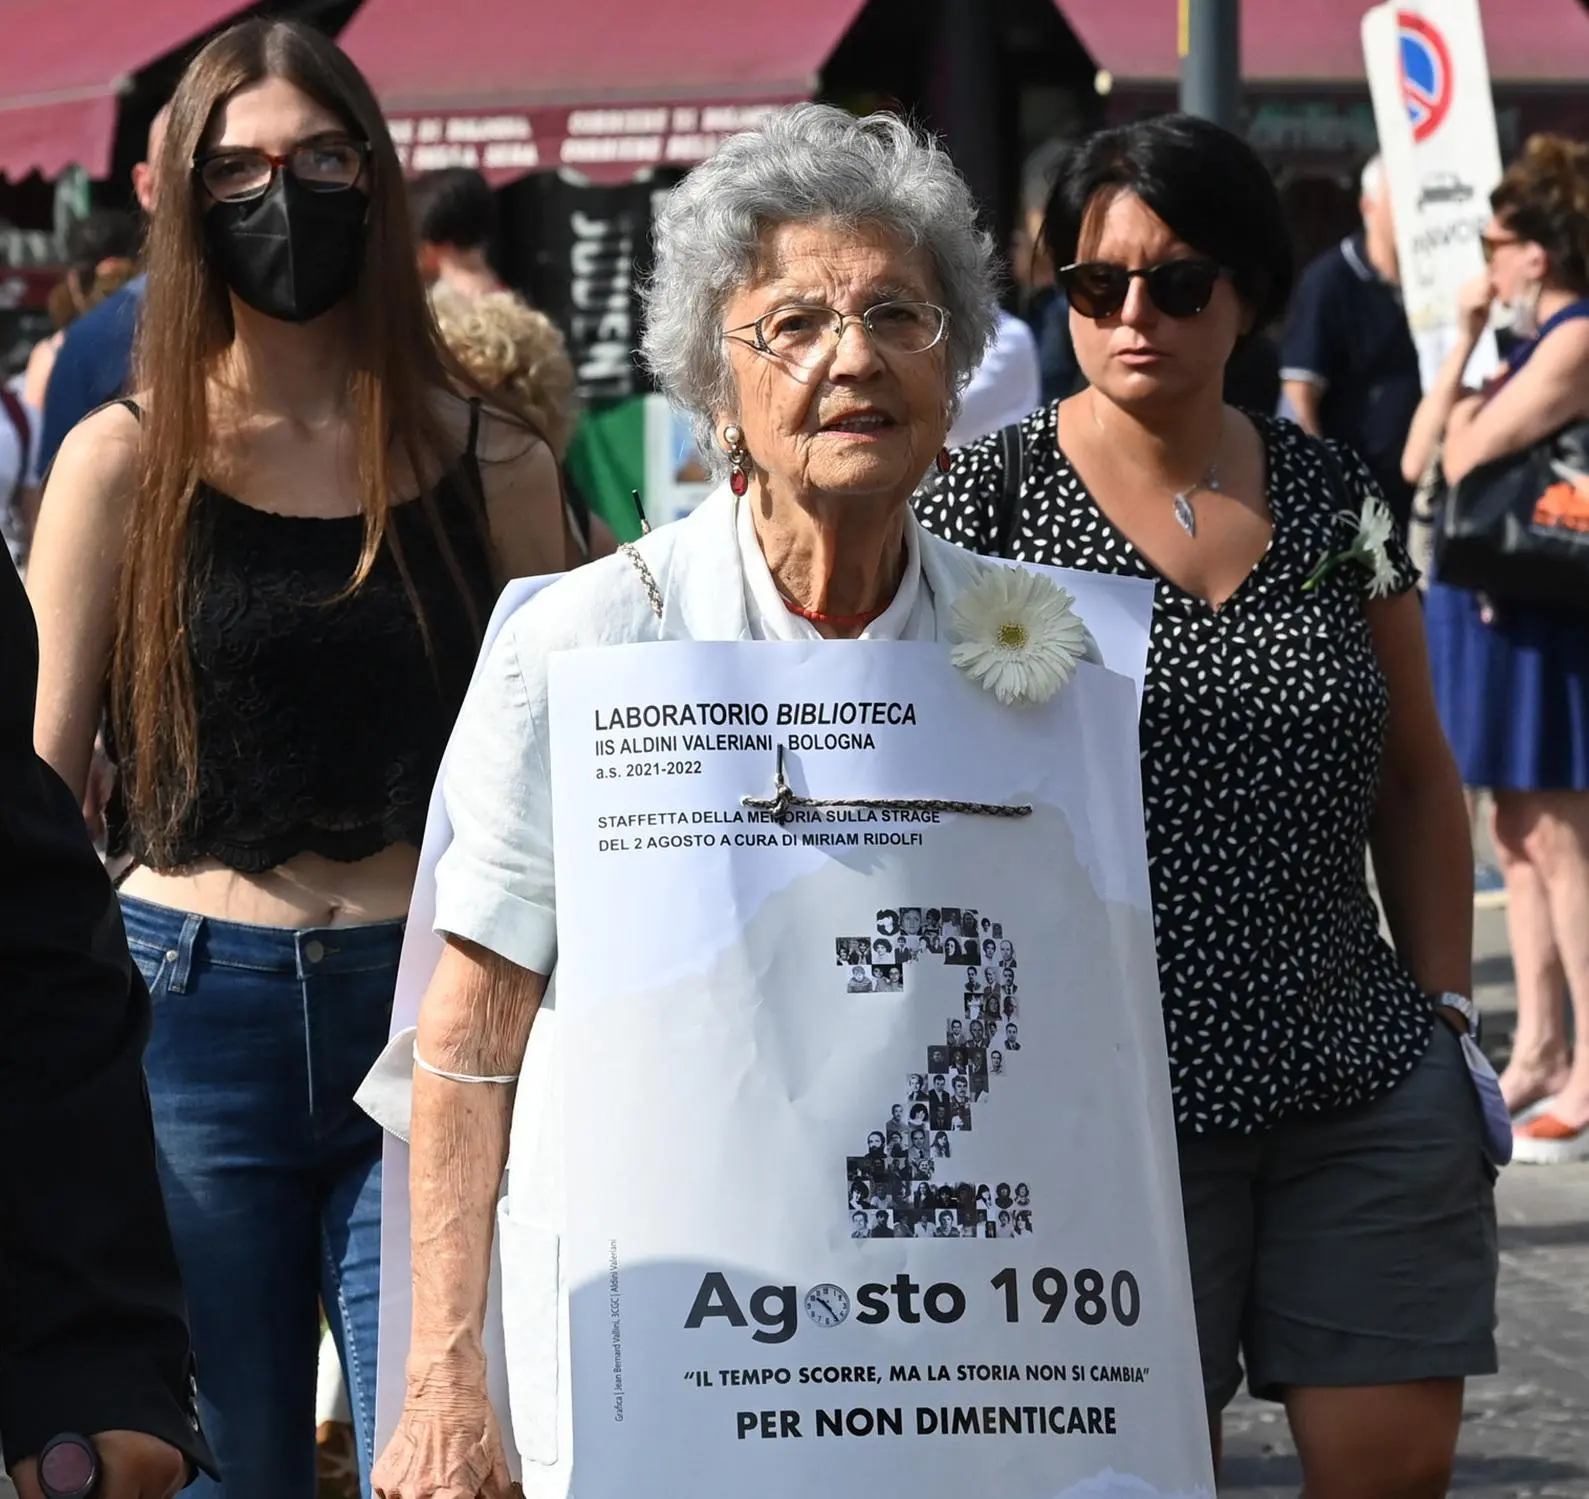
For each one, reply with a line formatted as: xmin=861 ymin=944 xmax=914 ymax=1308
xmin=25 ymin=19 xmax=565 ymax=1499
xmin=918 ymin=115 xmax=1491 ymax=1498
xmin=1403 ymin=135 xmax=1589 ymax=1164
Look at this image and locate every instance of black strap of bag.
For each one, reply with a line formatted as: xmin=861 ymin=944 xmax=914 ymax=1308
xmin=991 ymin=420 xmax=1027 ymax=558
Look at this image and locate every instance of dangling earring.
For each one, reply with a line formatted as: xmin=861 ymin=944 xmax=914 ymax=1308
xmin=724 ymin=425 xmax=752 ymax=497
xmin=936 ymin=447 xmax=952 ymax=474
xmin=1523 ymin=275 xmax=1545 ymax=337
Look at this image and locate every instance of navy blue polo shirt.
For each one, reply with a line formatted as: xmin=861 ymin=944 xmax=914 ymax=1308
xmin=1280 ymin=237 xmax=1421 ymax=524
xmin=38 ymin=275 xmax=146 ymax=476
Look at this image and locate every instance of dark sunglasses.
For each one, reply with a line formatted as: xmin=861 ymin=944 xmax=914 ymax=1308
xmin=1057 ymin=258 xmax=1225 ymax=320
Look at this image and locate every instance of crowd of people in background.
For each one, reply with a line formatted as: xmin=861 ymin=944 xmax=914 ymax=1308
xmin=2 ymin=12 xmax=1588 ymax=1499
xmin=1267 ymin=130 xmax=1589 ymax=1167
xmin=3 ymin=208 xmax=142 ymax=566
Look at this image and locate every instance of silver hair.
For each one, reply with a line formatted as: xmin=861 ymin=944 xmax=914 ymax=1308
xmin=1360 ymin=153 xmax=1385 ymax=202
xmin=640 ymin=103 xmax=999 ymax=476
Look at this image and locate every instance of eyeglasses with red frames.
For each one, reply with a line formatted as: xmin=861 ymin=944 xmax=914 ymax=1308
xmin=193 ymin=136 xmax=370 ymax=204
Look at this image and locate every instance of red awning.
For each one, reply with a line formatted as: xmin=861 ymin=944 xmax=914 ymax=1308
xmin=337 ymin=0 xmax=868 ymax=183
xmin=1059 ymin=0 xmax=1589 ymax=84
xmin=0 ymin=0 xmax=252 ymax=179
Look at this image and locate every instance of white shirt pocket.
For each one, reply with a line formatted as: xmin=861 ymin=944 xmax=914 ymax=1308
xmin=497 ymin=1200 xmax=562 ymax=1467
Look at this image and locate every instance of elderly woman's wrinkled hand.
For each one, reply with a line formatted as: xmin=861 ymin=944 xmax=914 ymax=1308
xmin=372 ymin=1382 xmax=516 ymax=1499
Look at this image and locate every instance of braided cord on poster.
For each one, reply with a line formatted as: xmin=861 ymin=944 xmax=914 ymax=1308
xmin=742 ymin=747 xmax=1032 ymax=826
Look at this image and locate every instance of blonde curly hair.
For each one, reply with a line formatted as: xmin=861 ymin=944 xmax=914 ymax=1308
xmin=432 ymin=288 xmax=579 ymax=457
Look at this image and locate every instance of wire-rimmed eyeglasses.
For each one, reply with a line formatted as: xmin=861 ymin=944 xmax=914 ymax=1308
xmin=723 ymin=300 xmax=949 ymax=365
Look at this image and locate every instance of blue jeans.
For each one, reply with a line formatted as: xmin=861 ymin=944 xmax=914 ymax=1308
xmin=121 ymin=897 xmax=401 ymax=1499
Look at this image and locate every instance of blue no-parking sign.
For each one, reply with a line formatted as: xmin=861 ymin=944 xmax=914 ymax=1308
xmin=1364 ymin=0 xmax=1504 ymax=387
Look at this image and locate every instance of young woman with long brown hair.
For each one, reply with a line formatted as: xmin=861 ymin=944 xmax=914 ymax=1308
xmin=25 ymin=19 xmax=564 ymax=1499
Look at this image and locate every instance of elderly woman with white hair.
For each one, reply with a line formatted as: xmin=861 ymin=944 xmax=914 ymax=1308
xmin=368 ymin=104 xmax=1066 ymax=1499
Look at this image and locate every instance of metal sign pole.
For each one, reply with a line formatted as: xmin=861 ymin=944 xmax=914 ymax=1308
xmin=1178 ymin=0 xmax=1241 ymax=131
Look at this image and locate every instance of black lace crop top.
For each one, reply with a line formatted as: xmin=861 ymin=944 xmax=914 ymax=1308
xmin=108 ymin=408 xmax=498 ymax=873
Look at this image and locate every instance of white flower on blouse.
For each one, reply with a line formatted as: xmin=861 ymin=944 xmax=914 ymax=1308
xmin=1354 ymin=495 xmax=1398 ymax=598
xmin=1302 ymin=493 xmax=1399 ymax=598
xmin=950 ymin=567 xmax=1089 ymax=705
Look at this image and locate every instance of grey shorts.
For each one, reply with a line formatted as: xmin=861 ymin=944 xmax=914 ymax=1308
xmin=1178 ymin=1020 xmax=1499 ymax=1411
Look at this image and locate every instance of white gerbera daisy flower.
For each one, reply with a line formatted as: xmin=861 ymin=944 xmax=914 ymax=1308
xmin=950 ymin=567 xmax=1089 ymax=705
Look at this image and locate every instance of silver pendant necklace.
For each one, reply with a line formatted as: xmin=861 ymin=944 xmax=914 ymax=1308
xmin=1171 ymin=463 xmax=1220 ymax=538
xmin=1092 ymin=396 xmax=1222 ymax=539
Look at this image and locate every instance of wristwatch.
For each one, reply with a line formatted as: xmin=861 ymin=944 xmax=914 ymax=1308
xmin=38 ymin=1434 xmax=99 ymax=1499
xmin=1433 ymin=991 xmax=1481 ymax=1042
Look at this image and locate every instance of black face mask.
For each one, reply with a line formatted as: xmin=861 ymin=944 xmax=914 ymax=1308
xmin=204 ymin=173 xmax=368 ymax=323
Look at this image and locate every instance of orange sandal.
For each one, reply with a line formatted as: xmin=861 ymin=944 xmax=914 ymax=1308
xmin=1512 ymin=1111 xmax=1589 ymax=1165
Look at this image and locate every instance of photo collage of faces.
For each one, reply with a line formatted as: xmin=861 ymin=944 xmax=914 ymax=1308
xmin=840 ymin=908 xmax=1030 ymax=1239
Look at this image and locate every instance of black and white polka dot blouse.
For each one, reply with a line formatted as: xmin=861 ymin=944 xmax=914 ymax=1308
xmin=916 ymin=403 xmax=1430 ymax=1135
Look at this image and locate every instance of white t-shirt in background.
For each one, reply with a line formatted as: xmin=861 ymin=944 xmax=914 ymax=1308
xmin=948 ymin=310 xmax=1042 ymax=448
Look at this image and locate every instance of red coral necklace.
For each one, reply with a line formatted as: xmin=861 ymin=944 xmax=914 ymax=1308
xmin=778 ymin=593 xmax=890 ymax=628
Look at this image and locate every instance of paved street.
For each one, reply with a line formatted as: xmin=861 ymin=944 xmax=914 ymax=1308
xmin=1222 ymin=904 xmax=1589 ymax=1497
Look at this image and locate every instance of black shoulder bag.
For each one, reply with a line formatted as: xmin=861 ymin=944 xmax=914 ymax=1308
xmin=1437 ymin=421 xmax=1589 ymax=612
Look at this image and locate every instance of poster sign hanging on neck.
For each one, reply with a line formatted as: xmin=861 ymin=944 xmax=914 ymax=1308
xmin=514 ymin=638 xmax=1214 ymax=1499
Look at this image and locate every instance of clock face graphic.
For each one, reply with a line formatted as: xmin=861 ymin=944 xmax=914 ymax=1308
xmin=803 ymin=1283 xmax=851 ymax=1328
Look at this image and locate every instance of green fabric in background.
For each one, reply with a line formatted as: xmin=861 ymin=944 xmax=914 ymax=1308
xmin=565 ymin=396 xmax=648 ymax=543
